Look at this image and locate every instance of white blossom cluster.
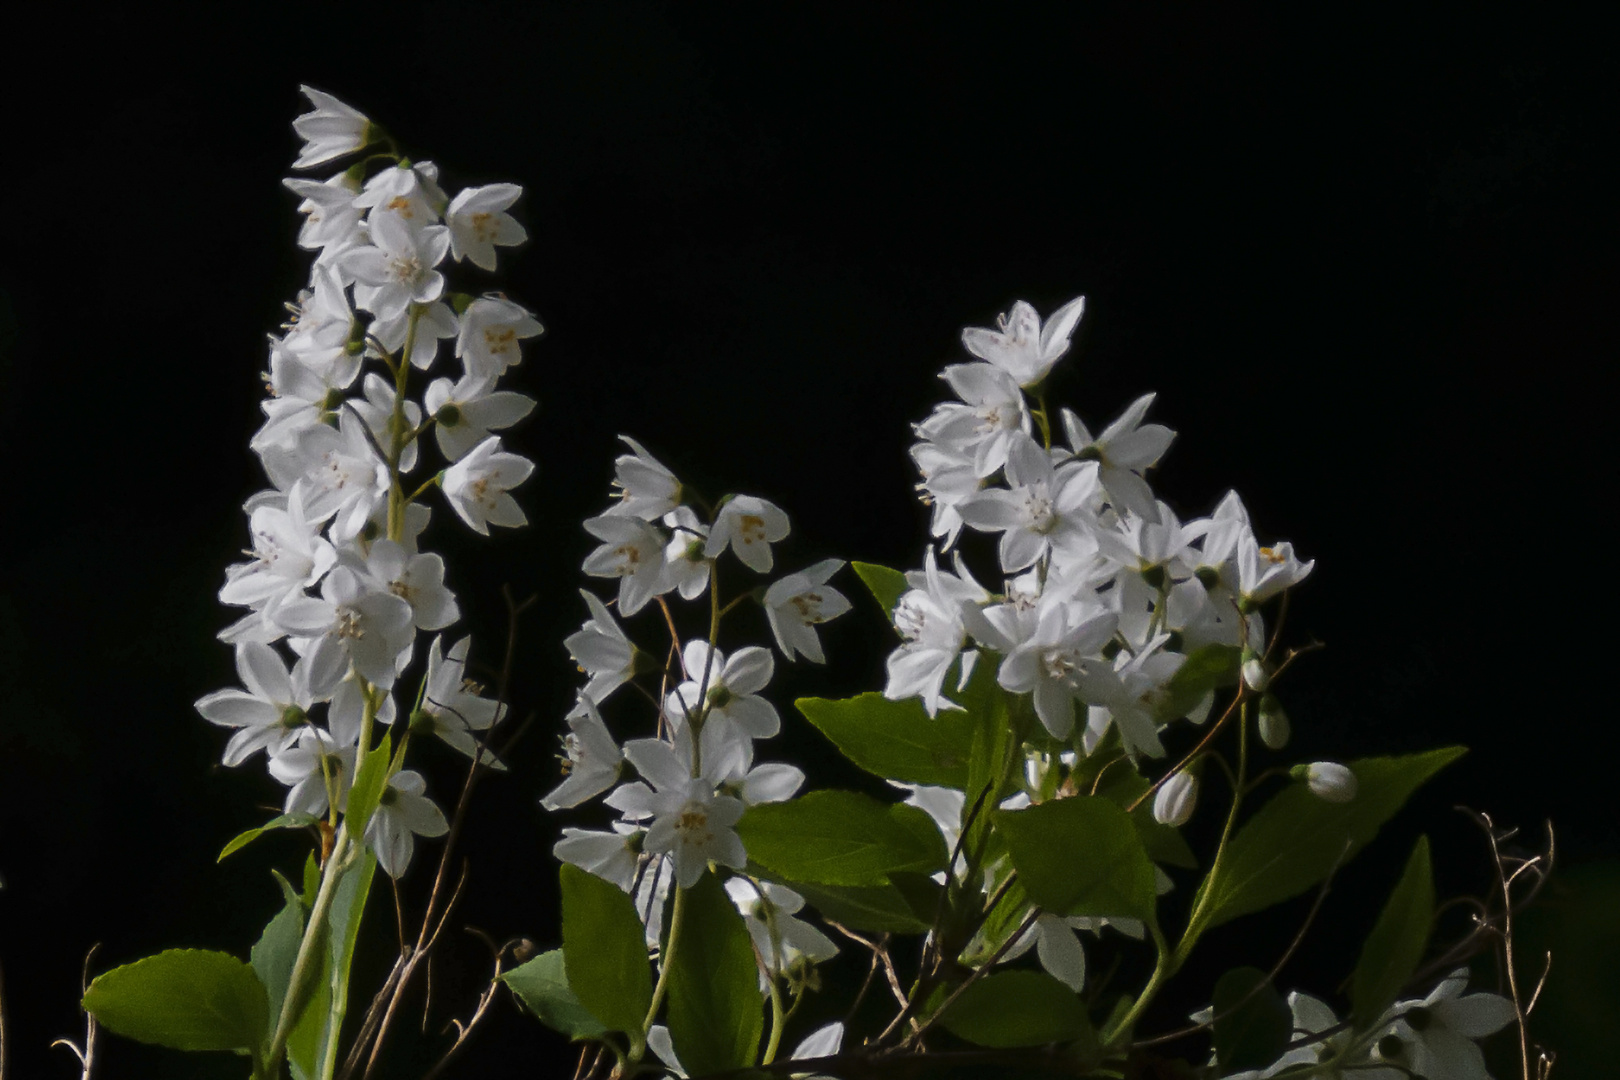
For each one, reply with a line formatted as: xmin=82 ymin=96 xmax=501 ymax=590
xmin=1220 ymin=971 xmax=1516 ymax=1080
xmin=195 ymin=88 xmax=538 ymax=878
xmin=545 ymin=440 xmax=851 ymax=975
xmin=895 ymin=296 xmax=1317 ymax=760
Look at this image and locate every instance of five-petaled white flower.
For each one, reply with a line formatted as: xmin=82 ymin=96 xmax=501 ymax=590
xmin=960 ymin=295 xmax=1085 ymax=388
xmin=705 ymin=495 xmax=790 ymax=573
xmin=664 ymin=640 xmax=780 ymax=739
xmin=764 ymin=559 xmax=850 ymax=663
xmin=583 ymin=514 xmax=671 ymax=615
xmin=291 ymin=85 xmax=373 ymax=169
xmin=365 ymin=769 xmax=450 ymax=878
xmin=446 ymin=184 xmax=528 ymax=271
xmin=442 ymin=437 xmax=534 ymax=535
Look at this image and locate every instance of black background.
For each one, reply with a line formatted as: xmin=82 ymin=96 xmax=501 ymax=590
xmin=0 ymin=4 xmax=1612 ymax=1077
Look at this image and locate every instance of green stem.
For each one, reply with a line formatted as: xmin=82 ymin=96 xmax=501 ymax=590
xmin=761 ymin=970 xmax=786 ymax=1065
xmin=1173 ymin=697 xmax=1251 ymax=970
xmin=385 ymin=306 xmax=424 ymax=542
xmin=642 ymin=884 xmax=688 ymax=1038
xmin=1101 ymin=921 xmax=1170 ymax=1048
xmin=265 ymin=831 xmax=356 ymax=1074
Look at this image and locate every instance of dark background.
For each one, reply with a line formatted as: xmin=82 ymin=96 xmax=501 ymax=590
xmin=0 ymin=3 xmax=1612 ymax=1077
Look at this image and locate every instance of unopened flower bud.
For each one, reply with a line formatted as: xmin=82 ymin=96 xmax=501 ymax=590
xmin=1241 ymin=653 xmax=1269 ymax=693
xmin=1257 ymin=694 xmax=1290 ymax=749
xmin=1291 ymin=761 xmax=1357 ymax=802
xmin=1152 ymin=772 xmax=1198 ymax=827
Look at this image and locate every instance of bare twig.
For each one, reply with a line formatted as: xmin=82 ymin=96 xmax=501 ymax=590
xmin=418 ymin=930 xmax=515 ymax=1080
xmin=895 ymin=908 xmax=1040 ymax=1050
xmin=50 ymin=945 xmax=100 ymax=1080
xmin=824 ymin=922 xmax=909 ymax=1015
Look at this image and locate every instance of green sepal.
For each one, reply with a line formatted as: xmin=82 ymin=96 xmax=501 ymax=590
xmin=82 ymin=949 xmax=269 ymax=1055
xmin=1211 ymin=966 xmax=1291 ymax=1073
xmin=218 ymin=812 xmax=319 ymax=862
xmin=1351 ymin=835 xmax=1435 ymax=1030
xmin=666 ymin=873 xmax=764 ymax=1075
xmin=1190 ymin=747 xmax=1464 ymax=933
xmin=559 ymin=863 xmax=653 ymax=1039
xmin=851 ymin=561 xmax=909 ymax=622
xmin=937 ymin=970 xmax=1096 ymax=1049
xmin=501 ymin=949 xmax=608 ymax=1041
xmin=736 ymin=790 xmax=949 ymax=887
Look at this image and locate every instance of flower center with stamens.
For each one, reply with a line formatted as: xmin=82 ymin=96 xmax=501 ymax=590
xmin=738 ymin=514 xmax=767 ymax=545
xmin=1017 ymin=483 xmax=1057 ymax=534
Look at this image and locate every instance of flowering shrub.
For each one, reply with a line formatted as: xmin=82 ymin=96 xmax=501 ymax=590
xmin=66 ymin=88 xmax=1552 ymax=1080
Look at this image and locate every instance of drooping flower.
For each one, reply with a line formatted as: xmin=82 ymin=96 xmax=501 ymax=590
xmin=442 ymin=437 xmax=533 ymax=535
xmin=365 ymin=769 xmax=450 ymax=878
xmin=664 ymin=640 xmax=779 ymax=739
xmin=1061 ymin=393 xmax=1176 ymax=524
xmin=564 ymin=589 xmax=638 ymax=704
xmin=764 ymin=559 xmax=850 ymax=663
xmin=291 ymin=85 xmax=373 ymax=169
xmin=446 ymin=183 xmax=528 ymax=271
xmin=582 ymin=514 xmax=671 ymax=615
xmin=194 ymin=642 xmax=318 ymax=766
xmin=705 ymin=494 xmax=790 ymax=573
xmin=541 ymin=697 xmax=624 ymax=810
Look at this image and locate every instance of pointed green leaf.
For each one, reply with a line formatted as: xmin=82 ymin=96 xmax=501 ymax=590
xmin=82 ymin=949 xmax=269 ymax=1053
xmin=667 ymin=873 xmax=764 ymax=1074
xmin=1351 ymin=835 xmax=1435 ymax=1029
xmin=938 ymin=970 xmax=1095 ymax=1048
xmin=775 ymin=874 xmax=939 ymax=935
xmin=218 ymin=812 xmax=319 ymax=861
xmin=956 ymin=653 xmax=1012 ymax=861
xmin=993 ymin=796 xmax=1157 ymax=922
xmin=343 ymin=732 xmax=393 ymax=839
xmin=796 ymin=693 xmax=973 ymax=788
xmin=1212 ymin=966 xmax=1291 ymax=1073
xmin=851 ymin=561 xmax=909 ymax=621
xmin=251 ymin=875 xmax=306 ymax=1030
xmin=1194 ymin=747 xmax=1464 ymax=931
xmin=502 ymin=949 xmax=607 ymax=1040
xmin=560 ymin=863 xmax=653 ymax=1038
xmin=300 ymin=852 xmax=320 ymax=907
xmin=736 ymin=790 xmax=948 ymax=887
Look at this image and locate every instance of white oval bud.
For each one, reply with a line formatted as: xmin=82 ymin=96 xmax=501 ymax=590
xmin=1152 ymin=771 xmax=1198 ymax=827
xmin=1242 ymin=657 xmax=1270 ymax=693
xmin=1300 ymin=761 xmax=1357 ymax=803
xmin=1258 ymin=694 xmax=1290 ymax=749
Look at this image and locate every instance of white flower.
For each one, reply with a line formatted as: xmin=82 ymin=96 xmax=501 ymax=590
xmin=271 ymin=566 xmax=416 ymax=692
xmin=542 ymin=697 xmax=624 ymax=810
xmin=661 ymin=507 xmax=711 ymax=600
xmin=355 ymin=540 xmax=459 ymax=631
xmin=553 ymin=824 xmax=643 ymax=892
xmin=194 ymin=643 xmax=318 ymax=766
xmin=724 ymin=879 xmax=839 ymax=975
xmin=1376 ymin=968 xmax=1516 ymax=1080
xmin=266 ymin=411 xmax=389 ymax=544
xmin=268 ymin=728 xmax=355 ymax=817
xmin=606 ymin=436 xmax=683 ymax=520
xmin=423 ymin=374 xmax=535 ymax=462
xmin=565 ymin=590 xmax=638 ymax=704
xmin=993 ymin=598 xmax=1117 ymax=739
xmin=349 ymin=373 xmax=424 ymax=474
xmin=705 ymin=495 xmax=790 ymax=573
xmin=915 ymin=362 xmax=1030 ymax=477
xmin=446 ymin=183 xmax=528 ymax=271
xmin=1298 ymin=761 xmax=1358 ymax=803
xmin=885 ymin=549 xmax=987 ymax=716
xmin=442 ymin=437 xmax=533 ymax=535
xmin=342 ymin=212 xmax=450 ymax=324
xmin=1237 ymin=534 xmax=1315 ymax=605
xmin=352 ymin=162 xmax=447 ymax=230
xmin=291 ymin=85 xmax=372 ymax=168
xmin=956 ymin=434 xmax=1101 ymax=573
xmin=664 ymin=640 xmax=779 ymax=739
xmin=1076 ymin=636 xmax=1186 ymax=759
xmin=583 ymin=514 xmax=671 ymax=615
xmin=960 ymin=295 xmax=1086 ymax=388
xmin=607 ymin=737 xmax=746 ymax=888
xmin=764 ymin=559 xmax=850 ymax=663
xmin=1061 ymin=393 xmax=1176 ymax=524
xmin=410 ymin=637 xmax=504 ymax=766
xmin=909 ymin=437 xmax=980 ymax=548
xmin=283 ymin=175 xmax=365 ymax=263
xmin=364 ymin=769 xmax=449 ymax=878
xmin=1002 ymin=912 xmax=1090 ymax=991
xmin=456 ymin=295 xmax=544 ymax=382
xmin=218 ymin=483 xmax=336 ymax=611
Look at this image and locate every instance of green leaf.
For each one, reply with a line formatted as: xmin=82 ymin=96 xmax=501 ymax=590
xmin=560 ymin=863 xmax=653 ymax=1038
xmin=251 ymin=874 xmax=306 ymax=1030
xmin=851 ymin=560 xmax=909 ymax=621
xmin=343 ymin=732 xmax=393 ymax=840
xmin=1088 ymin=757 xmax=1199 ymax=870
xmin=83 ymin=949 xmax=269 ymax=1054
xmin=938 ymin=970 xmax=1095 ymax=1048
xmin=777 ymin=874 xmax=939 ymax=935
xmin=1194 ymin=747 xmax=1464 ymax=931
xmin=218 ymin=812 xmax=319 ymax=861
xmin=993 ymin=796 xmax=1157 ymax=922
xmin=667 ymin=873 xmax=764 ymax=1074
xmin=1351 ymin=835 xmax=1435 ymax=1029
xmin=956 ymin=653 xmax=1012 ymax=862
xmin=736 ymin=791 xmax=948 ymax=887
xmin=796 ymin=693 xmax=973 ymax=788
xmin=1158 ymin=644 xmax=1241 ymax=721
xmin=289 ymin=852 xmax=376 ymax=1080
xmin=502 ymin=949 xmax=607 ymax=1040
xmin=300 ymin=852 xmax=320 ymax=908
xmin=1211 ymin=966 xmax=1291 ymax=1074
